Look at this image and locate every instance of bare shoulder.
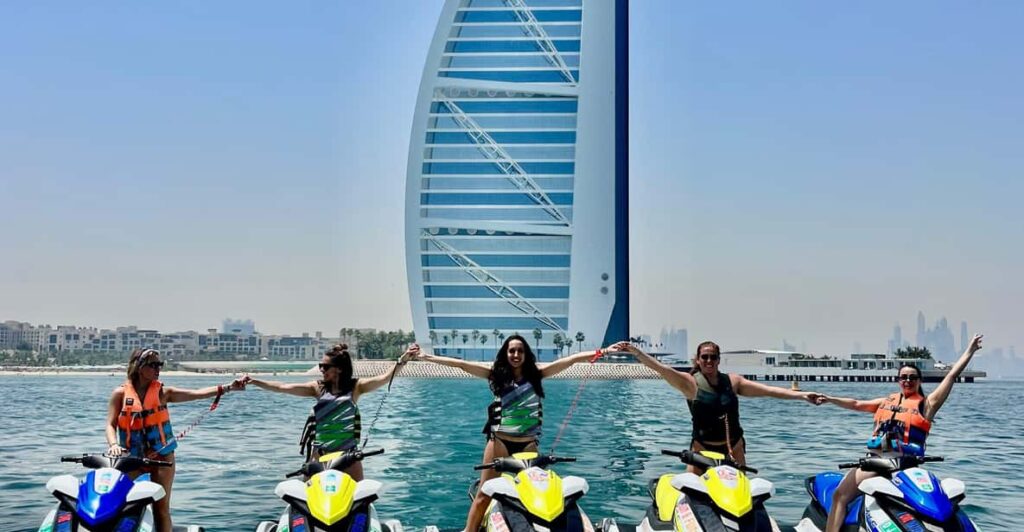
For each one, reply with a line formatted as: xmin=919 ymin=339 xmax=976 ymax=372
xmin=110 ymin=385 xmax=125 ymax=398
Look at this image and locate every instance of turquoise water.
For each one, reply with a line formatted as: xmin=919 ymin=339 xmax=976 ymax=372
xmin=1 ymin=375 xmax=1018 ymax=530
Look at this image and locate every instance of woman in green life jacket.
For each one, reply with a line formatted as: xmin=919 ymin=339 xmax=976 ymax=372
xmin=611 ymin=340 xmax=825 ymax=471
xmin=246 ymin=343 xmax=415 ymax=481
xmin=413 ymin=334 xmax=601 ymax=532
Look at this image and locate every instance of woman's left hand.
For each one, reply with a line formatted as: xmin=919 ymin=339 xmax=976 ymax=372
xmin=400 ymin=343 xmax=420 ymax=364
xmin=229 ymin=376 xmax=248 ymax=391
xmin=804 ymin=392 xmax=826 ymax=405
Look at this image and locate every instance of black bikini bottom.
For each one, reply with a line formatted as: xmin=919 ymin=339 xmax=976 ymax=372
xmin=491 ymin=434 xmax=538 ymax=455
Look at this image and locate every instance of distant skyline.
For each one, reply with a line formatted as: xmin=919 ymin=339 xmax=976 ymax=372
xmin=2 ymin=1 xmax=1021 ymax=354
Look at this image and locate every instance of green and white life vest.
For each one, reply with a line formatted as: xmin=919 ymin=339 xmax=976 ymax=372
xmin=300 ymin=387 xmax=361 ymax=458
xmin=488 ymin=380 xmax=543 ymax=438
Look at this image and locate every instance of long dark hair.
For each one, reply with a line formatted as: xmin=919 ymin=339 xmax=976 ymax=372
xmin=489 ymin=334 xmax=544 ymax=398
xmin=320 ymin=343 xmax=357 ymax=395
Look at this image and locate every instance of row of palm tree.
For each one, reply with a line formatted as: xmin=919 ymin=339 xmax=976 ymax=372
xmin=425 ymin=328 xmax=587 ymax=360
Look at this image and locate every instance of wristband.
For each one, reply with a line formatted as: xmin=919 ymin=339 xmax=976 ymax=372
xmin=217 ymin=384 xmax=225 ymax=395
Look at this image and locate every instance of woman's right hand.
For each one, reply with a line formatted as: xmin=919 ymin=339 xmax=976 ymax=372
xmin=608 ymin=341 xmax=638 ymax=354
xmin=401 ymin=343 xmax=421 ymax=363
xmin=107 ymin=444 xmax=127 ymax=457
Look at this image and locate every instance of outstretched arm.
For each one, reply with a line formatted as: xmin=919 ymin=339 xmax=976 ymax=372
xmin=164 ymin=377 xmax=248 ymax=403
xmin=925 ymin=334 xmax=983 ymax=419
xmin=732 ymin=375 xmax=824 ymax=404
xmin=105 ymin=388 xmax=126 ymax=456
xmin=356 ymin=344 xmax=419 ymax=398
xmin=820 ymin=394 xmax=885 ymax=413
xmin=540 ymin=349 xmax=601 ymax=378
xmin=247 ymin=377 xmax=319 ymax=398
xmin=416 ymin=352 xmax=491 ymax=379
xmin=611 ymin=341 xmax=697 ymax=399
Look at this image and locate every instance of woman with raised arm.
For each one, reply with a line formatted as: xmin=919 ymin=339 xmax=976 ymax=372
xmin=610 ymin=340 xmax=824 ymax=471
xmin=105 ymin=348 xmax=247 ymax=532
xmin=820 ymin=334 xmax=983 ymax=532
xmin=246 ymin=343 xmax=415 ymax=481
xmin=414 ymin=334 xmax=601 ymax=532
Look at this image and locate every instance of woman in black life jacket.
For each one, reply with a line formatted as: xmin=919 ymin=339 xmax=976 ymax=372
xmin=611 ymin=340 xmax=825 ymax=472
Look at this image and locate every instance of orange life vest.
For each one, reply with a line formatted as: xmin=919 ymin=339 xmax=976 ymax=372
xmin=117 ymin=380 xmax=175 ymax=455
xmin=870 ymin=392 xmax=931 ymax=451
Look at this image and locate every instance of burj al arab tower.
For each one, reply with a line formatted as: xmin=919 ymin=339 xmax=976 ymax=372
xmin=405 ymin=0 xmax=628 ymax=360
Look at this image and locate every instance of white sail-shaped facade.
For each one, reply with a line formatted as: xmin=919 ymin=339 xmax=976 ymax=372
xmin=405 ymin=0 xmax=628 ymax=360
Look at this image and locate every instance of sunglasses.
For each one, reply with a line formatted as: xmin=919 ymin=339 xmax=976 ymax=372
xmin=898 ymin=374 xmax=920 ymax=382
xmin=699 ymin=354 xmax=720 ymax=362
xmin=318 ymin=363 xmax=337 ymax=371
xmin=143 ymin=361 xmax=164 ymax=369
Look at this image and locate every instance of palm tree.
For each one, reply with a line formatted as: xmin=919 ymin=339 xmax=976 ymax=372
xmin=532 ymin=328 xmax=543 ymax=354
xmin=428 ymin=330 xmax=437 ymax=347
xmin=575 ymin=331 xmax=585 ymax=353
xmin=471 ymin=329 xmax=480 ymax=359
xmin=479 ymin=334 xmax=488 ymax=358
xmin=493 ymin=329 xmax=500 ymax=350
xmin=553 ymin=333 xmax=565 ymax=359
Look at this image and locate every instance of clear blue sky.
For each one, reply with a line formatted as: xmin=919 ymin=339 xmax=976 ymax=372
xmin=1 ymin=1 xmax=1020 ymax=356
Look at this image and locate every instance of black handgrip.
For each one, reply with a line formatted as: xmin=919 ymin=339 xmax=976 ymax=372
xmin=362 ymin=448 xmax=385 ymax=458
xmin=60 ymin=455 xmax=84 ymax=463
xmin=922 ymin=456 xmax=944 ymax=463
xmin=285 ymin=469 xmax=304 ymax=478
xmin=143 ymin=459 xmax=173 ymax=468
xmin=838 ymin=462 xmax=859 ymax=469
xmin=661 ymin=450 xmax=683 ymax=458
xmin=740 ymin=465 xmax=758 ymax=474
xmin=554 ymin=456 xmax=576 ymax=463
xmin=473 ymin=462 xmax=495 ymax=471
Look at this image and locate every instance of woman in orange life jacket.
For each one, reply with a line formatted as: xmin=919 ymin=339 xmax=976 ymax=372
xmin=610 ymin=340 xmax=826 ymax=472
xmin=244 ymin=343 xmax=417 ymax=481
xmin=819 ymin=334 xmax=983 ymax=532
xmin=105 ymin=348 xmax=247 ymax=532
xmin=411 ymin=334 xmax=603 ymax=532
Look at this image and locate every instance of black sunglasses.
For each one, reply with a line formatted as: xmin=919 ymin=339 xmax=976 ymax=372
xmin=898 ymin=374 xmax=920 ymax=382
xmin=143 ymin=361 xmax=164 ymax=369
xmin=699 ymin=354 xmax=720 ymax=362
xmin=318 ymin=363 xmax=337 ymax=371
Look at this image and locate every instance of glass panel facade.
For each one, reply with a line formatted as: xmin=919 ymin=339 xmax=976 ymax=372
xmin=412 ymin=2 xmax=589 ymax=359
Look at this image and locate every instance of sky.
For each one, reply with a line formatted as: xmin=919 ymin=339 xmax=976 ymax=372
xmin=1 ymin=1 xmax=1021 ymax=356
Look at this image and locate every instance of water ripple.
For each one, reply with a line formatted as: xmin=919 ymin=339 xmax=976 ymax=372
xmin=0 ymin=376 xmax=1017 ymax=530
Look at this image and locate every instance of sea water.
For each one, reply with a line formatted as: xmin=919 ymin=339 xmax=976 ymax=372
xmin=1 ymin=375 xmax=1019 ymax=530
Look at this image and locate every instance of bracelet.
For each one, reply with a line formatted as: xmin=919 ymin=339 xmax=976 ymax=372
xmin=217 ymin=384 xmax=225 ymax=395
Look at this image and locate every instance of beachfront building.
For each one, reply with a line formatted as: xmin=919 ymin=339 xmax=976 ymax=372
xmin=405 ymin=0 xmax=629 ymax=361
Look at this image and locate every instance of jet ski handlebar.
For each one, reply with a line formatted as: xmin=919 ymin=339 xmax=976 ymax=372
xmin=60 ymin=454 xmax=173 ymax=472
xmin=285 ymin=448 xmax=385 ymax=478
xmin=838 ymin=455 xmax=944 ymax=472
xmin=661 ymin=449 xmax=758 ymax=474
xmin=473 ymin=455 xmax=576 ymax=472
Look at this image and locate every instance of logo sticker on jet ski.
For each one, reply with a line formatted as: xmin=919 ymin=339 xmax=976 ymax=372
xmin=96 ymin=471 xmax=117 ymax=494
xmin=909 ymin=469 xmax=934 ymax=492
xmin=718 ymin=467 xmax=739 ymax=487
xmin=322 ymin=471 xmax=340 ymax=493
xmin=674 ymin=502 xmax=701 ymax=532
xmin=489 ymin=511 xmax=511 ymax=532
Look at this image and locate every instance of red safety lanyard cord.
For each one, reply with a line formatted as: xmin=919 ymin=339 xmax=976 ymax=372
xmin=549 ymin=350 xmax=603 ymax=454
